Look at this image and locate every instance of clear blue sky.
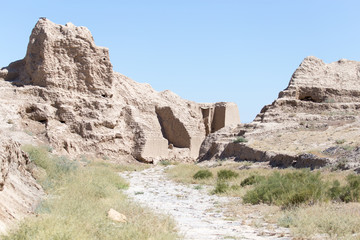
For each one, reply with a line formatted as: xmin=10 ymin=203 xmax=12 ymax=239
xmin=1 ymin=1 xmax=359 ymax=122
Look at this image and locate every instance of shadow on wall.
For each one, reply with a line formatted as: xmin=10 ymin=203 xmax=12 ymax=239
xmin=201 ymin=102 xmax=241 ymax=136
xmin=155 ymin=106 xmax=191 ymax=148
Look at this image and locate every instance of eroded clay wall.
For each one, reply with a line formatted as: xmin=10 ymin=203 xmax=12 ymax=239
xmin=211 ymin=103 xmax=241 ymax=133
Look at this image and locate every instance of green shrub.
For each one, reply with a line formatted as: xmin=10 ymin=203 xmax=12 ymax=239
xmin=243 ymin=171 xmax=328 ymax=207
xmin=159 ymin=160 xmax=172 ymax=166
xmin=212 ymin=181 xmax=229 ymax=194
xmin=230 ymin=184 xmax=240 ymax=191
xmin=340 ymin=175 xmax=360 ymax=202
xmin=278 ymin=214 xmax=294 ymax=228
xmin=324 ymin=97 xmax=335 ymax=103
xmin=233 ymin=136 xmax=248 ymax=143
xmin=240 ymin=175 xmax=265 ymax=187
xmin=217 ymin=169 xmax=239 ymax=180
xmin=23 ymin=145 xmax=78 ymax=189
xmin=335 ymin=139 xmax=346 ymax=144
xmin=4 ymin=146 xmax=178 ymax=240
xmin=328 ymin=180 xmax=342 ymax=200
xmin=332 ymin=158 xmax=349 ymax=171
xmin=193 ymin=169 xmax=213 ymax=179
xmin=327 ymin=175 xmax=360 ymax=203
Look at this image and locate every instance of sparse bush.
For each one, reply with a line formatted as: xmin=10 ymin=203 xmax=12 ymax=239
xmin=4 ymin=146 xmax=178 ymax=240
xmin=193 ymin=169 xmax=213 ymax=179
xmin=212 ymin=181 xmax=229 ymax=194
xmin=35 ymin=201 xmax=51 ymax=214
xmin=324 ymin=97 xmax=335 ymax=103
xmin=80 ymin=155 xmax=91 ymax=165
xmin=159 ymin=160 xmax=172 ymax=166
xmin=278 ymin=214 xmax=294 ymax=228
xmin=230 ymin=184 xmax=240 ymax=191
xmin=332 ymin=158 xmax=349 ymax=171
xmin=210 ymin=169 xmax=240 ymax=194
xmin=233 ymin=136 xmax=248 ymax=143
xmin=342 ymin=144 xmax=355 ymax=151
xmin=240 ymin=175 xmax=265 ymax=187
xmin=328 ymin=180 xmax=343 ymax=200
xmin=55 ymin=156 xmax=78 ymax=173
xmin=340 ymin=174 xmax=360 ymax=202
xmin=243 ymin=171 xmax=328 ymax=207
xmin=335 ymin=139 xmax=346 ymax=144
xmin=217 ymin=169 xmax=239 ymax=180
xmin=23 ymin=145 xmax=78 ymax=189
xmin=25 ymin=130 xmax=33 ymax=136
xmin=279 ymin=203 xmax=360 ymax=239
xmin=328 ymin=175 xmax=360 ymax=203
xmin=43 ymin=145 xmax=53 ymax=153
xmin=165 ymin=164 xmax=203 ymax=184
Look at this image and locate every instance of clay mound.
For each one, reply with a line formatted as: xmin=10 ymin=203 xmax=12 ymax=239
xmin=0 ymin=18 xmax=241 ymax=232
xmin=281 ymin=56 xmax=360 ymax=103
xmin=256 ymin=56 xmax=360 ymax=124
xmin=3 ymin=20 xmax=113 ymax=95
xmin=200 ymin=57 xmax=360 ymax=170
xmin=0 ymin=18 xmax=241 ymax=163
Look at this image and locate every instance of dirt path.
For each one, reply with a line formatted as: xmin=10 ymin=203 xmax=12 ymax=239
xmin=120 ymin=166 xmax=291 ymax=240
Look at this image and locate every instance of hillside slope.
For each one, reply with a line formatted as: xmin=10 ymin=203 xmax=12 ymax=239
xmin=200 ymin=56 xmax=360 ymax=170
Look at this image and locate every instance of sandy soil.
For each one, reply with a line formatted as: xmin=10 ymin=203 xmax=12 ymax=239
xmin=120 ymin=166 xmax=291 ymax=240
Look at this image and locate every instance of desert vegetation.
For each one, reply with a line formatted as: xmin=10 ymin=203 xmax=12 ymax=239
xmin=233 ymin=136 xmax=248 ymax=143
xmin=193 ymin=169 xmax=213 ymax=179
xmin=277 ymin=202 xmax=360 ymax=239
xmin=166 ymin=162 xmax=360 ymax=239
xmin=2 ymin=146 xmax=178 ymax=240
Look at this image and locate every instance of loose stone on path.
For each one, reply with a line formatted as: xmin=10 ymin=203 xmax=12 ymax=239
xmin=120 ymin=166 xmax=290 ymax=240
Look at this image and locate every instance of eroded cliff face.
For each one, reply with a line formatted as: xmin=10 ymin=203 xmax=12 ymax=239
xmin=200 ymin=57 xmax=360 ymax=170
xmin=257 ymin=56 xmax=360 ymax=124
xmin=0 ymin=18 xmax=241 ymax=233
xmin=0 ymin=139 xmax=43 ymax=234
xmin=0 ymin=19 xmax=241 ymax=163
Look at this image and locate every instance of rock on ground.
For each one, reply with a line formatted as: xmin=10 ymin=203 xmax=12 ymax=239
xmin=107 ymin=208 xmax=127 ymax=223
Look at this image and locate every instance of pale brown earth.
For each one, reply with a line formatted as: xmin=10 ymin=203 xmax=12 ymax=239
xmin=0 ymin=18 xmax=241 ymax=164
xmin=1 ymin=18 xmax=360 ymax=237
xmin=0 ymin=19 xmax=240 ymax=234
xmin=200 ymin=57 xmax=360 ymax=171
xmin=120 ymin=166 xmax=291 ymax=240
xmin=0 ymin=139 xmax=43 ymax=234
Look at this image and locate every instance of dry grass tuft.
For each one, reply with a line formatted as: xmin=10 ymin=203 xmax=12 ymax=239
xmin=2 ymin=146 xmax=177 ymax=240
xmin=167 ymin=162 xmax=360 ymax=239
xmin=278 ymin=203 xmax=360 ymax=239
xmin=166 ymin=163 xmax=290 ymax=197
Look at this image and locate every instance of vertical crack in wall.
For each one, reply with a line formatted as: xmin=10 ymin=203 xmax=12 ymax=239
xmin=201 ymin=108 xmax=211 ymax=136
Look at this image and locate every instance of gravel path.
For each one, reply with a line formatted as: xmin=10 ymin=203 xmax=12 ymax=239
xmin=120 ymin=166 xmax=291 ymax=240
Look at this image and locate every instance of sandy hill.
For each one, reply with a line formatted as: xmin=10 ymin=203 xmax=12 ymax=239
xmin=200 ymin=56 xmax=360 ymax=171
